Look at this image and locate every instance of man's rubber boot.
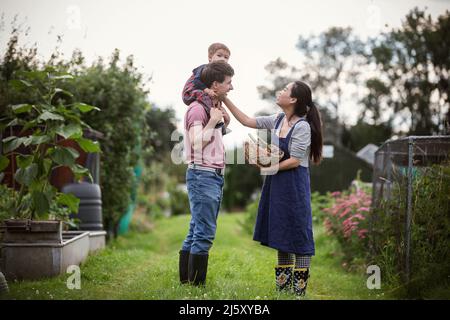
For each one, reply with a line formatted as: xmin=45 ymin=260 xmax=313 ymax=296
xmin=188 ymin=253 xmax=209 ymax=286
xmin=179 ymin=250 xmax=190 ymax=284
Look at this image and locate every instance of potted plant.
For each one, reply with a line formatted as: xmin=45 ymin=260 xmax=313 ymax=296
xmin=0 ymin=68 xmax=101 ymax=279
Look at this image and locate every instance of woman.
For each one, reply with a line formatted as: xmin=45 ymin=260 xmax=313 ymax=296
xmin=223 ymin=81 xmax=323 ymax=296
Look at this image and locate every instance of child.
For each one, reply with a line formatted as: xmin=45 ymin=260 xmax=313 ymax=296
xmin=182 ymin=43 xmax=231 ymax=130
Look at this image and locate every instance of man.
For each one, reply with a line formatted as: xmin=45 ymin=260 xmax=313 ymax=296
xmin=179 ymin=61 xmax=234 ymax=286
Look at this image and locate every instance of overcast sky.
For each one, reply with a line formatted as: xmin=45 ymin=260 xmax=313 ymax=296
xmin=1 ymin=0 xmax=449 ymax=149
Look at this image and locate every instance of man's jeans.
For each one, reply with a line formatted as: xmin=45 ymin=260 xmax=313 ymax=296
xmin=181 ymin=168 xmax=224 ymax=255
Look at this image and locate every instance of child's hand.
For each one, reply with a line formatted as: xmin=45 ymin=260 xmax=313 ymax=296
xmin=204 ymin=88 xmax=218 ymax=99
xmin=210 ymin=107 xmax=223 ymax=124
xmin=218 ymin=104 xmax=230 ymax=125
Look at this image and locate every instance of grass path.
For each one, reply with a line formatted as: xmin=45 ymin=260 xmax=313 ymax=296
xmin=3 ymin=213 xmax=392 ymax=300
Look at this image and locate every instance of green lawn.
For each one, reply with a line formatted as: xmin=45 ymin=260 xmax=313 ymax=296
xmin=3 ymin=213 xmax=392 ymax=300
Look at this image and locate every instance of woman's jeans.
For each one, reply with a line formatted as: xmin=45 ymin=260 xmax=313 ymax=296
xmin=181 ymin=168 xmax=224 ymax=255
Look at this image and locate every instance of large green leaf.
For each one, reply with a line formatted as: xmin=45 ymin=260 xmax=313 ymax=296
xmin=8 ymin=79 xmax=32 ymax=90
xmin=21 ymin=136 xmax=34 ymax=147
xmin=16 ymin=155 xmax=34 ymax=169
xmin=70 ymin=164 xmax=91 ymax=181
xmin=14 ymin=163 xmax=38 ymax=187
xmin=2 ymin=136 xmax=25 ymax=153
xmin=6 ymin=118 xmax=20 ymax=127
xmin=56 ymin=123 xmax=83 ymax=139
xmin=43 ymin=158 xmax=52 ymax=176
xmin=75 ymin=137 xmax=101 ymax=153
xmin=0 ymin=155 xmax=10 ymax=171
xmin=38 ymin=111 xmax=64 ymax=122
xmin=50 ymin=147 xmax=80 ymax=166
xmin=73 ymin=103 xmax=100 ymax=113
xmin=57 ymin=193 xmax=80 ymax=214
xmin=11 ymin=104 xmax=33 ymax=114
xmin=49 ymin=74 xmax=74 ymax=80
xmin=32 ymin=191 xmax=51 ymax=217
xmin=31 ymin=135 xmax=51 ymax=145
xmin=21 ymin=119 xmax=39 ymax=133
xmin=50 ymin=88 xmax=74 ymax=102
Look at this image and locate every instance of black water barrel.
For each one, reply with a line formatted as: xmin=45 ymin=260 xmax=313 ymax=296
xmin=62 ymin=182 xmax=103 ymax=230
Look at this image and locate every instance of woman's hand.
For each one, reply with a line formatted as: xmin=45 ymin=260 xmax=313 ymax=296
xmin=222 ymin=97 xmax=257 ymax=129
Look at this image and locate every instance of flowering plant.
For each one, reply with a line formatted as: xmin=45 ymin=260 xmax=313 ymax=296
xmin=323 ymin=185 xmax=371 ymax=267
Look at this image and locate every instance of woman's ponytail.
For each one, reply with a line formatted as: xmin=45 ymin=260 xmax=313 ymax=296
xmin=306 ymin=101 xmax=323 ymax=164
xmin=291 ymin=81 xmax=323 ymax=164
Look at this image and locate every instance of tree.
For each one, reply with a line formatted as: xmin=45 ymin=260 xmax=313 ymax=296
xmin=257 ymin=27 xmax=369 ymax=145
xmin=367 ymin=8 xmax=450 ymax=135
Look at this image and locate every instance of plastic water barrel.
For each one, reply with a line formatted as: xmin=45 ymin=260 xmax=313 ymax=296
xmin=62 ymin=182 xmax=103 ymax=230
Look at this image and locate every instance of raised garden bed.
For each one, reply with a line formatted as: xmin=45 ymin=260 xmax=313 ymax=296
xmin=63 ymin=230 xmax=106 ymax=254
xmin=1 ymin=231 xmax=90 ymax=280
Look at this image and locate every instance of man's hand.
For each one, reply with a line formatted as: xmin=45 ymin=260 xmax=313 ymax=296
xmin=204 ymin=88 xmax=218 ymax=99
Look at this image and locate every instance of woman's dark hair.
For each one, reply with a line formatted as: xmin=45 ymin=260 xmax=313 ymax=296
xmin=290 ymin=81 xmax=323 ymax=164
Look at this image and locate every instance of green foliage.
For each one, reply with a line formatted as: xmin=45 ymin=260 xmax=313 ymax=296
xmin=69 ymin=50 xmax=148 ymax=237
xmin=0 ymin=26 xmax=158 ymax=237
xmin=369 ymin=162 xmax=450 ymax=298
xmin=367 ymin=8 xmax=450 ymax=135
xmin=222 ymin=153 xmax=262 ymax=211
xmin=310 ymin=191 xmax=335 ymax=224
xmin=4 ymin=214 xmax=393 ymax=300
xmin=0 ymin=183 xmax=16 ymax=222
xmin=309 ymin=144 xmax=373 ymax=193
xmin=141 ymin=105 xmax=178 ymax=165
xmin=166 ymin=179 xmax=190 ymax=216
xmin=240 ymin=193 xmax=260 ymax=235
xmin=341 ymin=120 xmax=392 ymax=153
xmin=0 ymin=68 xmax=97 ymax=221
xmin=257 ymin=27 xmax=367 ymax=146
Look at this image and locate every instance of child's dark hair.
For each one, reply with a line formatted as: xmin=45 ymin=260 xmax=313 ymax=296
xmin=290 ymin=81 xmax=323 ymax=164
xmin=200 ymin=62 xmax=234 ymax=88
xmin=208 ymin=43 xmax=231 ymax=58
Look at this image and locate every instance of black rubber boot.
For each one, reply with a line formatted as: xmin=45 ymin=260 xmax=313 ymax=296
xmin=293 ymin=268 xmax=310 ymax=296
xmin=188 ymin=253 xmax=209 ymax=286
xmin=179 ymin=250 xmax=190 ymax=284
xmin=275 ymin=265 xmax=294 ymax=291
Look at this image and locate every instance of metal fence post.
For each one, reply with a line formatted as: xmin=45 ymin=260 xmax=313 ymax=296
xmin=405 ymin=137 xmax=414 ymax=283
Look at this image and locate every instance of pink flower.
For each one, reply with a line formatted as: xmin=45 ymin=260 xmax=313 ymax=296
xmin=330 ymin=191 xmax=341 ymax=198
xmin=358 ymin=229 xmax=368 ymax=239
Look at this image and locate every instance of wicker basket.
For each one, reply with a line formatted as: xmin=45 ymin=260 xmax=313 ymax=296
xmin=244 ymin=133 xmax=284 ymax=167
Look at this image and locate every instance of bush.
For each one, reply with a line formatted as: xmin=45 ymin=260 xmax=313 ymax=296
xmin=222 ymin=156 xmax=261 ymax=211
xmin=240 ymin=193 xmax=261 ymax=235
xmin=167 ymin=180 xmax=190 ymax=216
xmin=72 ymin=50 xmax=148 ymax=237
xmin=311 ymin=191 xmax=335 ymax=223
xmin=370 ymin=162 xmax=450 ymax=298
xmin=0 ymin=26 xmax=149 ymax=238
